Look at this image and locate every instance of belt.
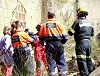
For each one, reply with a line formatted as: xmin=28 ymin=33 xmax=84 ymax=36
xmin=76 ymin=39 xmax=90 ymax=42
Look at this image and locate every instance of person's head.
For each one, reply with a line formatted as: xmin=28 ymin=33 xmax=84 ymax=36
xmin=11 ymin=20 xmax=23 ymax=36
xmin=3 ymin=26 xmax=11 ymax=35
xmin=36 ymin=23 xmax=43 ymax=32
xmin=77 ymin=7 xmax=88 ymax=18
xmin=48 ymin=11 xmax=56 ymax=19
xmin=24 ymin=28 xmax=30 ymax=34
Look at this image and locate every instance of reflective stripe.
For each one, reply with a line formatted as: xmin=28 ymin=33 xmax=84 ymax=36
xmin=77 ymin=55 xmax=91 ymax=58
xmin=92 ymin=32 xmax=94 ymax=34
xmin=79 ymin=23 xmax=93 ymax=27
xmin=49 ymin=72 xmax=55 ymax=75
xmin=77 ymin=55 xmax=86 ymax=58
xmin=13 ymin=44 xmax=27 ymax=50
xmin=58 ymin=71 xmax=67 ymax=74
xmin=39 ymin=33 xmax=68 ymax=41
xmin=70 ymin=28 xmax=75 ymax=34
xmin=86 ymin=56 xmax=91 ymax=58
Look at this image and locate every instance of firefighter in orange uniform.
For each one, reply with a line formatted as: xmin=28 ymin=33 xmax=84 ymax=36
xmin=39 ymin=11 xmax=68 ymax=76
xmin=31 ymin=23 xmax=48 ymax=76
xmin=11 ymin=20 xmax=34 ymax=76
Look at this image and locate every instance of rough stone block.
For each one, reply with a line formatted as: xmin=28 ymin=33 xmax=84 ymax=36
xmin=4 ymin=9 xmax=8 ymax=17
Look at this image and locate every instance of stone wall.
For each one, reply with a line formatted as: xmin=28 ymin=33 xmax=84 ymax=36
xmin=41 ymin=0 xmax=57 ymax=23
xmin=80 ymin=0 xmax=100 ymax=41
xmin=0 ymin=0 xmax=100 ymax=42
xmin=0 ymin=0 xmax=42 ymax=39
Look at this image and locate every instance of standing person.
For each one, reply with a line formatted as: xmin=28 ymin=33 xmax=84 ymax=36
xmin=0 ymin=26 xmax=14 ymax=76
xmin=39 ymin=11 xmax=68 ymax=76
xmin=68 ymin=7 xmax=94 ymax=76
xmin=11 ymin=20 xmax=34 ymax=76
xmin=31 ymin=23 xmax=48 ymax=76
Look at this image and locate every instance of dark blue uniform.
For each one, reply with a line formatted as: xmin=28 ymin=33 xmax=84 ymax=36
xmin=68 ymin=17 xmax=94 ymax=76
xmin=39 ymin=19 xmax=68 ymax=76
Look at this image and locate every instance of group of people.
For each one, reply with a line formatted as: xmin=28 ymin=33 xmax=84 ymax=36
xmin=0 ymin=7 xmax=94 ymax=76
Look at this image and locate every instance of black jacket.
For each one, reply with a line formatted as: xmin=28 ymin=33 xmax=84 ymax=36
xmin=68 ymin=17 xmax=94 ymax=42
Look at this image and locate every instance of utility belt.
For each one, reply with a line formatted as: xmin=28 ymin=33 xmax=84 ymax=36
xmin=76 ymin=39 xmax=90 ymax=42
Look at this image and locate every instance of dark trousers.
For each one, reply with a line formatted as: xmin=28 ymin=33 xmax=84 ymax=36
xmin=76 ymin=40 xmax=93 ymax=76
xmin=13 ymin=50 xmax=33 ymax=76
xmin=46 ymin=41 xmax=66 ymax=76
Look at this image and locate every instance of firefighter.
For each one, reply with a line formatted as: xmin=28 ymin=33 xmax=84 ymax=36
xmin=39 ymin=11 xmax=68 ymax=76
xmin=11 ymin=20 xmax=34 ymax=76
xmin=68 ymin=7 xmax=94 ymax=76
xmin=31 ymin=23 xmax=48 ymax=76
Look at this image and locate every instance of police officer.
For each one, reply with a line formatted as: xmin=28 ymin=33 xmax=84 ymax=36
xmin=39 ymin=11 xmax=68 ymax=76
xmin=68 ymin=7 xmax=94 ymax=76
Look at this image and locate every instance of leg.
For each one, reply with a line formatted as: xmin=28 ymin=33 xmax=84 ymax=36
xmin=86 ymin=58 xmax=93 ymax=74
xmin=46 ymin=45 xmax=56 ymax=76
xmin=77 ymin=58 xmax=89 ymax=76
xmin=26 ymin=55 xmax=34 ymax=76
xmin=56 ymin=54 xmax=66 ymax=76
xmin=46 ymin=53 xmax=56 ymax=76
xmin=1 ymin=62 xmax=7 ymax=76
xmin=42 ymin=50 xmax=49 ymax=73
xmin=34 ymin=48 xmax=43 ymax=76
xmin=6 ymin=66 xmax=13 ymax=76
xmin=36 ymin=61 xmax=41 ymax=76
xmin=86 ymin=41 xmax=93 ymax=74
xmin=76 ymin=41 xmax=89 ymax=76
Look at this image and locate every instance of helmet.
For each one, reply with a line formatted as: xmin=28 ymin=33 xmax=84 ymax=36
xmin=77 ymin=7 xmax=88 ymax=16
xmin=36 ymin=23 xmax=43 ymax=29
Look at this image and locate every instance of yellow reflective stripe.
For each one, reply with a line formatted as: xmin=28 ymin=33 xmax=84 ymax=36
xmin=70 ymin=28 xmax=75 ymax=34
xmin=86 ymin=56 xmax=91 ymax=58
xmin=77 ymin=55 xmax=91 ymax=58
xmin=92 ymin=32 xmax=94 ymax=34
xmin=76 ymin=55 xmax=86 ymax=58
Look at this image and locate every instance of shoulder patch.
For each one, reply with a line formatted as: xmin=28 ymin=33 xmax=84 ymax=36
xmin=12 ymin=36 xmax=20 ymax=43
xmin=46 ymin=23 xmax=56 ymax=28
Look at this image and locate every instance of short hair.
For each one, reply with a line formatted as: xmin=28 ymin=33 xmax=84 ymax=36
xmin=48 ymin=11 xmax=55 ymax=18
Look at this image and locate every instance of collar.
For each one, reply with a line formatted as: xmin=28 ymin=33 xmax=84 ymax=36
xmin=15 ymin=29 xmax=22 ymax=32
xmin=79 ymin=17 xmax=86 ymax=19
xmin=48 ymin=19 xmax=56 ymax=21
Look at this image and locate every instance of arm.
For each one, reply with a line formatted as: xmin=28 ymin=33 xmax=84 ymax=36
xmin=3 ymin=35 xmax=11 ymax=52
xmin=28 ymin=32 xmax=35 ymax=39
xmin=60 ymin=24 xmax=68 ymax=44
xmin=39 ymin=24 xmax=45 ymax=46
xmin=68 ymin=21 xmax=76 ymax=36
xmin=22 ymin=33 xmax=35 ymax=44
xmin=91 ymin=27 xmax=94 ymax=37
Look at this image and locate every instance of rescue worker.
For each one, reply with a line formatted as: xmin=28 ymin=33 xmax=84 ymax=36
xmin=11 ymin=20 xmax=34 ymax=76
xmin=68 ymin=7 xmax=94 ymax=76
xmin=31 ymin=23 xmax=48 ymax=76
xmin=39 ymin=11 xmax=68 ymax=76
